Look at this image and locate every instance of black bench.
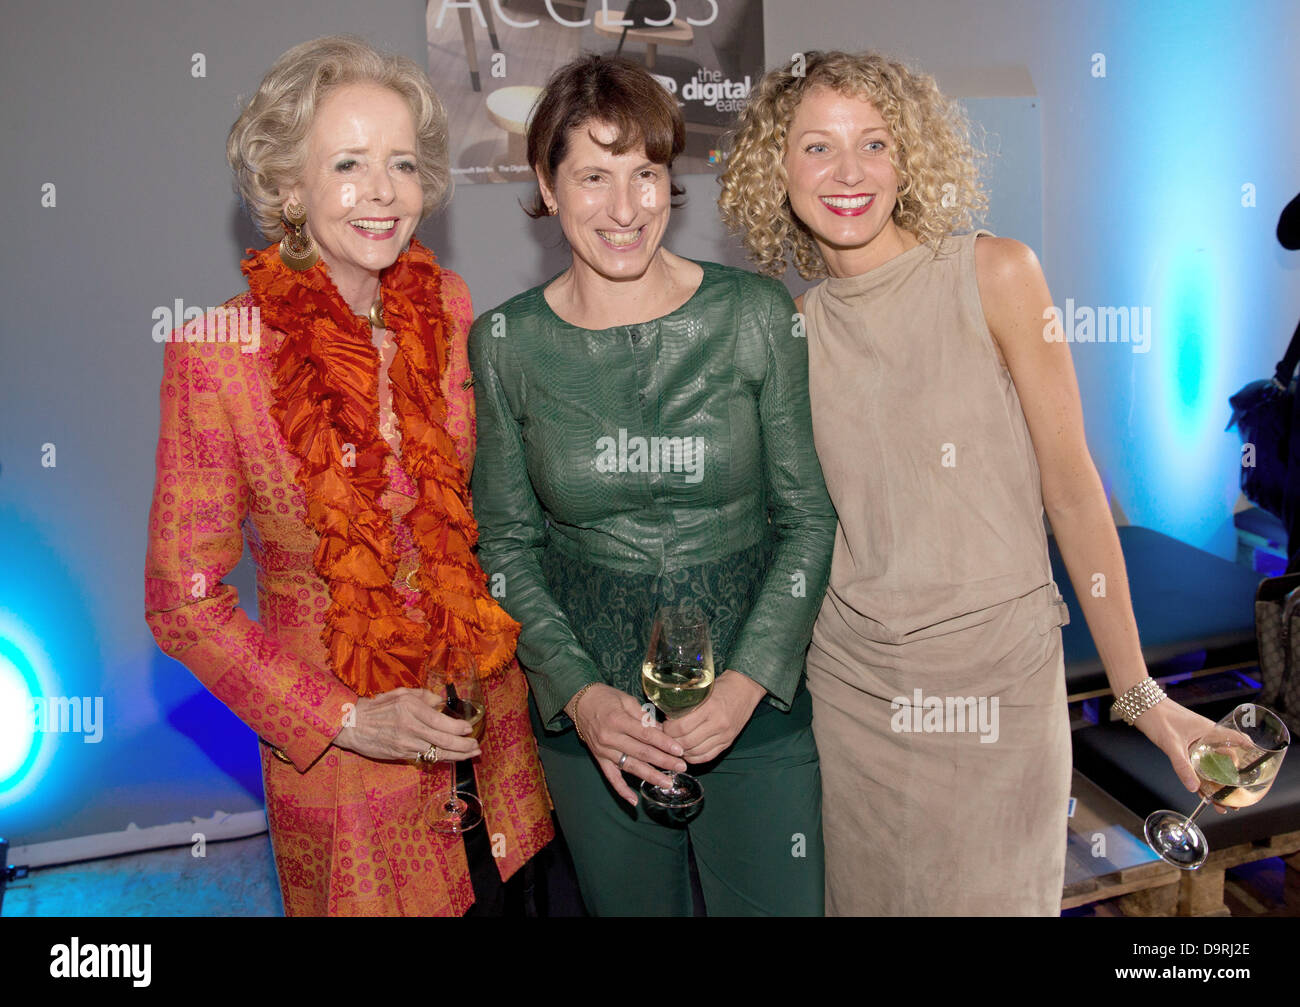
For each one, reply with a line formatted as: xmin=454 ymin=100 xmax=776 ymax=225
xmin=1050 ymin=525 xmax=1262 ymax=698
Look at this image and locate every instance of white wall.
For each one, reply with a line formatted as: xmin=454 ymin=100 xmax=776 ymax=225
xmin=763 ymin=0 xmax=1300 ymax=554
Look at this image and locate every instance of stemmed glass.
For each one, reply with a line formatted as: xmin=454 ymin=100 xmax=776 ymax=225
xmin=421 ymin=646 xmax=487 ymax=834
xmin=1144 ymin=702 xmax=1290 ymax=869
xmin=638 ymin=605 xmax=715 ymax=821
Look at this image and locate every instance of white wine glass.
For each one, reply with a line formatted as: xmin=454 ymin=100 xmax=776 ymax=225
xmin=422 ymin=646 xmax=486 ymax=834
xmin=639 ymin=605 xmax=714 ymax=822
xmin=1144 ymin=702 xmax=1290 ymax=869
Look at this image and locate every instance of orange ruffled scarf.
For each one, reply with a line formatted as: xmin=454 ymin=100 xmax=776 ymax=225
xmin=242 ymin=239 xmax=519 ymax=697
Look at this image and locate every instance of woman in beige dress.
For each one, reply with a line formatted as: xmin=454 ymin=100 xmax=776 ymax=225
xmin=719 ymin=50 xmax=1217 ymax=915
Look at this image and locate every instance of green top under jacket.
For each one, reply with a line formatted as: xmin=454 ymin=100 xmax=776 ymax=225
xmin=468 ymin=260 xmax=837 ymax=732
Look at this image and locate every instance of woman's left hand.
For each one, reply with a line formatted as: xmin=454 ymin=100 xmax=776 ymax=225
xmin=663 ymin=670 xmax=766 ymax=763
xmin=1134 ymin=698 xmax=1227 ymax=811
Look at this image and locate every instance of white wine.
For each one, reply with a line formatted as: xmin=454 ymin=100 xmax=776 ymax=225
xmin=445 ymin=685 xmax=486 ymax=742
xmin=1190 ymin=742 xmax=1280 ymax=808
xmin=462 ymin=700 xmax=486 ymax=742
xmin=1145 ymin=703 xmax=1290 ymax=871
xmin=642 ymin=658 xmax=714 ymax=719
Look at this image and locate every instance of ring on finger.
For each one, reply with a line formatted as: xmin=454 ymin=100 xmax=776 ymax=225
xmin=618 ymin=752 xmax=629 ymax=770
xmin=418 ymin=743 xmax=439 ymax=763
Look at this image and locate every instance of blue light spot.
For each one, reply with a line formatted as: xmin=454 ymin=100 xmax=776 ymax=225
xmin=0 ymin=637 xmax=42 ymax=793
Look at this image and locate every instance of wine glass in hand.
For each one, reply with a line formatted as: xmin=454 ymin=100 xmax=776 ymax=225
xmin=1144 ymin=702 xmax=1290 ymax=869
xmin=423 ymin=647 xmax=486 ymax=834
xmin=639 ymin=605 xmax=715 ymax=820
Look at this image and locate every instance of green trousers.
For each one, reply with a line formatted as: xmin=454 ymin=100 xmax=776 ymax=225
xmin=534 ymin=690 xmax=825 ymax=916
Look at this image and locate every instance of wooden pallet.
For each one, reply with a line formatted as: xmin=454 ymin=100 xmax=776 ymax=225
xmin=1063 ymin=856 xmax=1182 ymax=910
xmin=1114 ymin=830 xmax=1300 ymax=916
xmin=1063 ymin=771 xmax=1184 ymax=911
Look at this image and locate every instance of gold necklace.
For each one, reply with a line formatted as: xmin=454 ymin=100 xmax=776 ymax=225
xmin=367 ymin=298 xmax=384 ymax=329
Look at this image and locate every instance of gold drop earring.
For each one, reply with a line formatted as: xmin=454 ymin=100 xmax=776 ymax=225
xmin=279 ymin=202 xmax=320 ymax=270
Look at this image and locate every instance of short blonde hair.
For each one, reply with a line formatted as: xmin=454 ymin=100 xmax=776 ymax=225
xmin=226 ymin=35 xmax=451 ymax=240
xmin=719 ymin=51 xmax=987 ymax=279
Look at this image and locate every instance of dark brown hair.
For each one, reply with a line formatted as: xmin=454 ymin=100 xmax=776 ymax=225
xmin=524 ymin=53 xmax=685 ymax=218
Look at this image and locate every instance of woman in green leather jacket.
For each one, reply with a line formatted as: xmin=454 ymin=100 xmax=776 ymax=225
xmin=467 ymin=54 xmax=837 ymax=916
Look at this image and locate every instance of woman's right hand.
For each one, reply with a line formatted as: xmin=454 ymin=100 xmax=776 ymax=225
xmin=333 ymin=687 xmax=482 ymax=763
xmin=569 ymin=684 xmax=688 ymax=806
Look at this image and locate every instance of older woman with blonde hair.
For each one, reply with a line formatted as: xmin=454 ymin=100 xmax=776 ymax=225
xmin=720 ymin=50 xmax=1215 ymax=915
xmin=144 ymin=35 xmax=552 ymax=916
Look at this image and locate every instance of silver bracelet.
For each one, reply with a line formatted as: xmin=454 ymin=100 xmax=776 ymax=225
xmin=1112 ymin=678 xmax=1167 ymax=725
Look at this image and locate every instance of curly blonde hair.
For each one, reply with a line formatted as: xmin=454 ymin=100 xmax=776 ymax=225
xmin=719 ymin=51 xmax=987 ymax=279
xmin=226 ymin=35 xmax=451 ymax=240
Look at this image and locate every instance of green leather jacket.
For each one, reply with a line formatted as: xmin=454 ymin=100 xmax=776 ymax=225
xmin=468 ymin=260 xmax=836 ymax=731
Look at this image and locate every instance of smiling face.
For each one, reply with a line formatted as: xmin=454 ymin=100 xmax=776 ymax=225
xmin=537 ymin=120 xmax=672 ymax=285
xmin=286 ymin=82 xmax=423 ymax=306
xmin=782 ymin=86 xmax=914 ymax=275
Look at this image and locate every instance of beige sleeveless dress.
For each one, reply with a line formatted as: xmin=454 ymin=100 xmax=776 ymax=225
xmin=803 ymin=230 xmax=1072 ymax=916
